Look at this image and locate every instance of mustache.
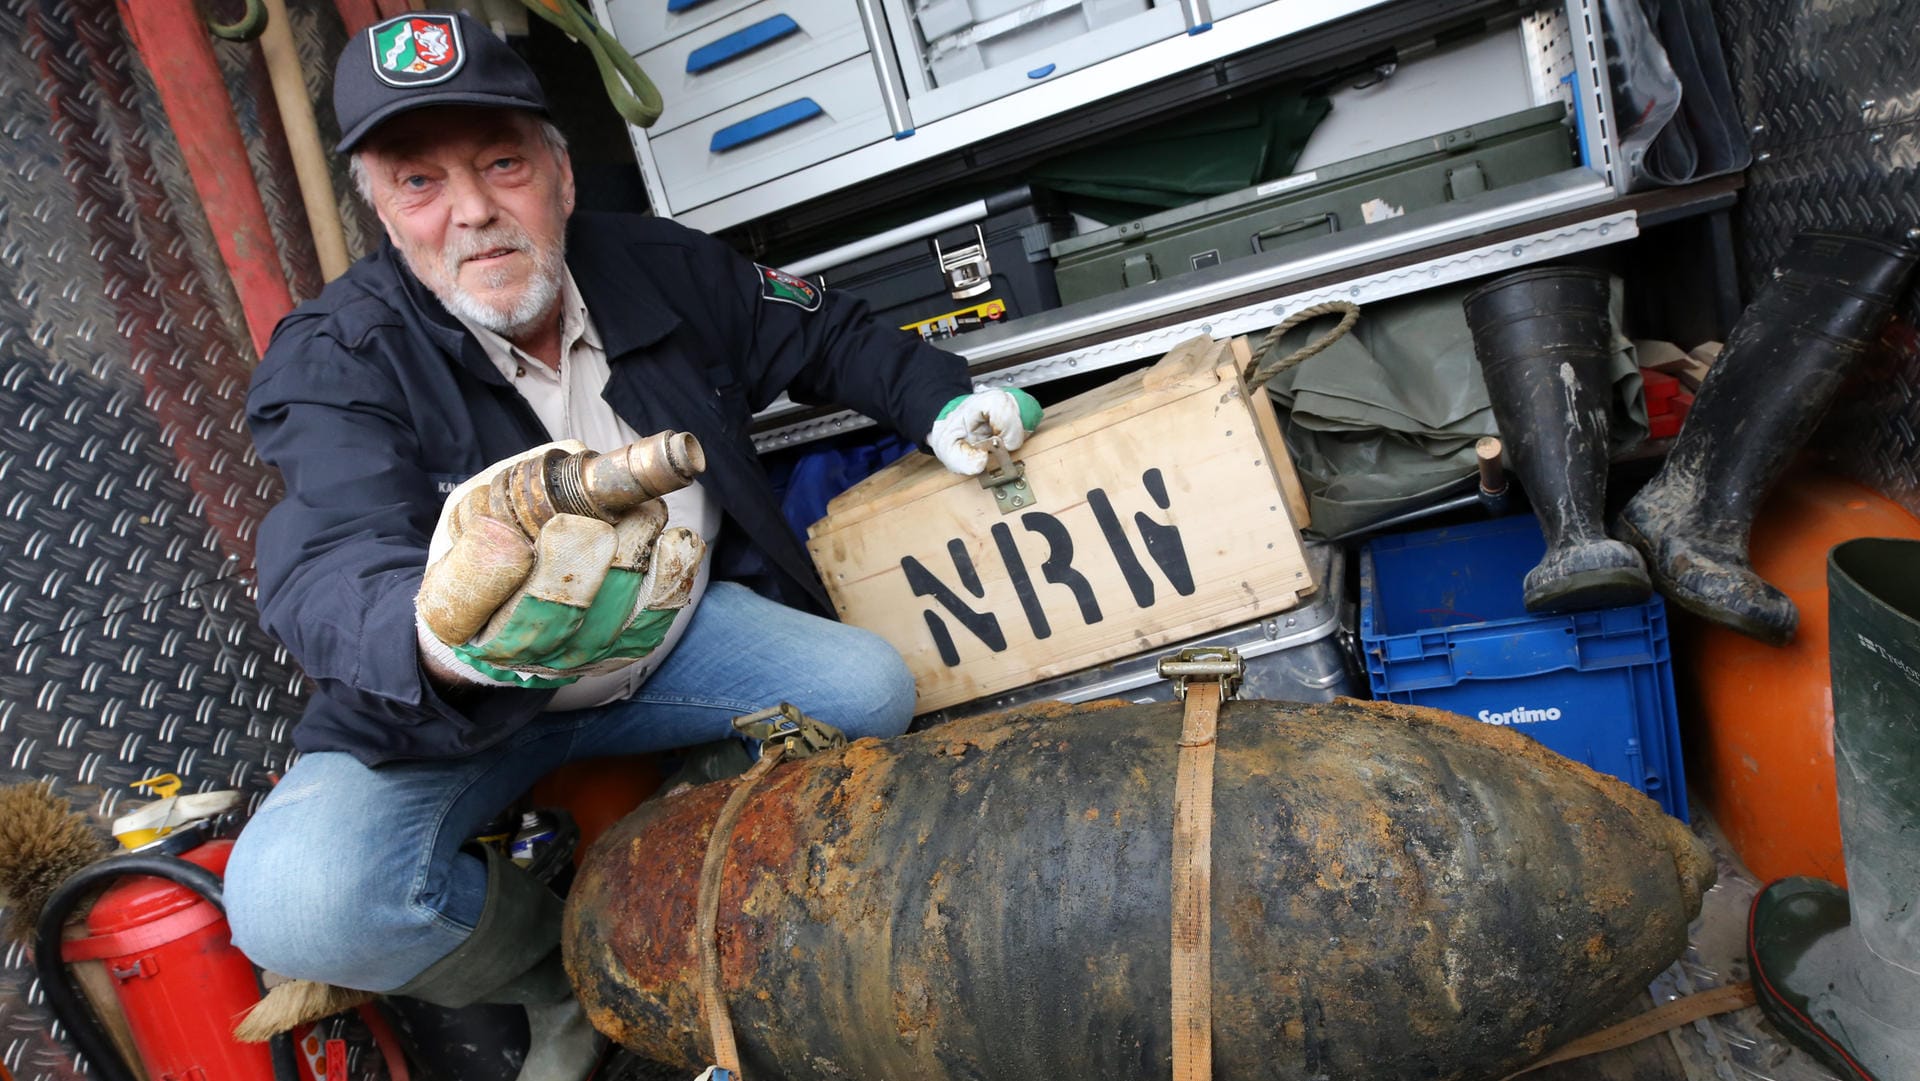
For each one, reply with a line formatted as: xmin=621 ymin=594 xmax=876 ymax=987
xmin=442 ymin=224 xmax=532 ymax=276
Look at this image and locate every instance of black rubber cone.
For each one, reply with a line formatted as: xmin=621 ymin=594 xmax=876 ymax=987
xmin=1748 ymin=537 xmax=1920 ymax=1080
xmin=1614 ymin=232 xmax=1920 ymax=644
xmin=1464 ymin=266 xmax=1650 ymax=612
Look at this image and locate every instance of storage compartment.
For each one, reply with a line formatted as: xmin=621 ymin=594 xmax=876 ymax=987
xmin=647 ymin=56 xmax=893 ymax=211
xmin=917 ymin=542 xmax=1352 ymax=724
xmin=1049 ymin=103 xmax=1577 ymax=304
xmin=879 ymin=0 xmax=1185 ymax=123
xmin=602 ymin=0 xmax=767 ymax=55
xmin=808 ymin=335 xmax=1314 ymax=713
xmin=636 ymin=0 xmax=872 ymax=132
xmin=1359 ymin=514 xmax=1688 ymax=820
xmin=922 ymin=0 xmax=1152 ymax=84
xmin=805 ymin=188 xmax=1071 ymax=339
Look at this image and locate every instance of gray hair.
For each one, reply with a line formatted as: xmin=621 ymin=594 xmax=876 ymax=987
xmin=348 ymin=118 xmax=570 ymax=206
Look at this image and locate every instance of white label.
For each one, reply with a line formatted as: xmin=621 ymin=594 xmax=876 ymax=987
xmin=1477 ymin=705 xmax=1564 ymax=726
xmin=1857 ymin=633 xmax=1920 ymax=686
xmin=1360 ymin=198 xmax=1406 ymax=224
xmin=1255 ymin=172 xmax=1319 ymax=197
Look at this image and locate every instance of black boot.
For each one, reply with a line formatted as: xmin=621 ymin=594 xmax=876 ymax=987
xmin=1614 ymin=232 xmax=1920 ymax=644
xmin=396 ymin=849 xmax=608 ymax=1081
xmin=1748 ymin=538 xmax=1920 ymax=1080
xmin=1465 ymin=266 xmax=1650 ymax=612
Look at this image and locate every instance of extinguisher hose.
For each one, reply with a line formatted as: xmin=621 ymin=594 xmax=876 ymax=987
xmin=34 ymin=854 xmax=305 ymax=1081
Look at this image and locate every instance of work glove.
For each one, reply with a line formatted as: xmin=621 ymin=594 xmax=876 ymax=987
xmin=926 ymin=387 xmax=1044 ymax=475
xmin=414 ymin=441 xmax=706 ymax=689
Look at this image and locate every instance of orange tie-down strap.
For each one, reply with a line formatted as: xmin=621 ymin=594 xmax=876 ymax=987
xmin=697 ymin=745 xmax=787 ymax=1079
xmin=1500 ymin=981 xmax=1758 ymax=1079
xmin=1170 ymin=676 xmax=1223 ymax=1081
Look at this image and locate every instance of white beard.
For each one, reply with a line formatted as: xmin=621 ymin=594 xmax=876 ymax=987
xmin=411 ymin=221 xmax=567 ymax=341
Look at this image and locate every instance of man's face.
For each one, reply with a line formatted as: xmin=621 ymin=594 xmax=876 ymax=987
xmin=358 ymin=108 xmax=574 ymax=341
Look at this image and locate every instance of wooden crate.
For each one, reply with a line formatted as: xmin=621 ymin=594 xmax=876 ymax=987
xmin=807 ymin=335 xmax=1314 ymax=713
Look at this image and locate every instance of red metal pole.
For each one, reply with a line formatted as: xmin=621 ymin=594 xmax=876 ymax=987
xmin=115 ymin=0 xmax=293 ymax=357
xmin=332 ymin=0 xmax=383 ymax=36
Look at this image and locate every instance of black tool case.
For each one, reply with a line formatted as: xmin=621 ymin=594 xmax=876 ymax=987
xmin=797 ymin=187 xmax=1072 ymax=340
xmin=1048 ymin=104 xmax=1576 ymax=304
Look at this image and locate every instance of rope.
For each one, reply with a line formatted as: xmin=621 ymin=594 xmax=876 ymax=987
xmin=521 ymin=0 xmax=664 ymax=128
xmin=695 ymin=745 xmax=788 ymax=1078
xmin=1499 ymin=982 xmax=1757 ymax=1079
xmin=1242 ymin=300 xmax=1361 ymax=389
xmin=1169 ymin=679 xmax=1222 ymax=1081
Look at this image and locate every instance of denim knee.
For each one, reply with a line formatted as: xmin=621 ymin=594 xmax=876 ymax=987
xmin=225 ymin=807 xmax=468 ymax=988
xmin=815 ymin=624 xmax=917 ymax=741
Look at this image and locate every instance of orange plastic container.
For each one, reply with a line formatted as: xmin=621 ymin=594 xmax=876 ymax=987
xmin=1680 ymin=467 xmax=1920 ymax=885
xmin=531 ymin=755 xmax=665 ymax=863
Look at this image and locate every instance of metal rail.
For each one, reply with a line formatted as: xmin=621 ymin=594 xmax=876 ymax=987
xmin=753 ymin=173 xmax=1631 ymax=451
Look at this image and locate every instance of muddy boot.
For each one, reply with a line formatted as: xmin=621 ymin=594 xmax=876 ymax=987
xmin=1749 ymin=538 xmax=1920 ymax=1080
xmin=1613 ymin=233 xmax=1920 ymax=644
xmin=396 ymin=849 xmax=608 ymax=1081
xmin=1465 ymin=266 xmax=1650 ymax=612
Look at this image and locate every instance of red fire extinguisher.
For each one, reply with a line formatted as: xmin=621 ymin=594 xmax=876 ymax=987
xmin=57 ymin=837 xmax=284 ymax=1080
xmin=36 ymin=837 xmax=302 ymax=1081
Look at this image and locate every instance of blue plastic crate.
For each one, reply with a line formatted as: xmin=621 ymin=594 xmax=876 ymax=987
xmin=1359 ymin=515 xmax=1688 ymax=820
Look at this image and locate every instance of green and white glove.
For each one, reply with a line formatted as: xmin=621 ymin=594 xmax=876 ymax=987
xmin=415 ymin=441 xmax=706 ymax=689
xmin=926 ymin=387 xmax=1044 ymax=475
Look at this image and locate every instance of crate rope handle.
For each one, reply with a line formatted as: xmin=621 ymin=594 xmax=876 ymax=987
xmin=1242 ymin=300 xmax=1361 ymax=388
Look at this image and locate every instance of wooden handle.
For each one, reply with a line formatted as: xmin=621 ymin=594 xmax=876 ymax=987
xmin=1476 ymin=437 xmax=1506 ymax=495
xmin=261 ymin=0 xmax=351 ymax=280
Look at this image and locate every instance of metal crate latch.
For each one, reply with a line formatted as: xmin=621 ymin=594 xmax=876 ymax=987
xmin=935 ymin=225 xmax=994 ymax=299
xmin=976 ymin=437 xmax=1036 ymax=514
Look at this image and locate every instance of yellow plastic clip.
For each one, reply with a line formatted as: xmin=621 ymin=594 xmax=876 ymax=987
xmin=131 ymin=774 xmax=183 ymax=800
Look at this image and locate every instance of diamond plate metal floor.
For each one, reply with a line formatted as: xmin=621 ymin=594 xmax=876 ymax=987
xmin=0 ymin=0 xmax=308 ymax=1075
xmin=1712 ymin=0 xmax=1920 ymax=520
xmin=0 ymin=0 xmax=1910 ymax=1075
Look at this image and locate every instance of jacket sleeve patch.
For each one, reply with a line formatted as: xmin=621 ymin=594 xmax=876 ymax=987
xmin=756 ymin=264 xmax=823 ymax=311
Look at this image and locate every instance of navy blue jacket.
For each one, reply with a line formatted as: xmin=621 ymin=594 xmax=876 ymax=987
xmin=247 ymin=212 xmax=969 ymax=764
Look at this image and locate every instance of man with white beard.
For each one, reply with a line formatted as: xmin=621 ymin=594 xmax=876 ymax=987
xmin=225 ymin=12 xmax=1042 ymax=1078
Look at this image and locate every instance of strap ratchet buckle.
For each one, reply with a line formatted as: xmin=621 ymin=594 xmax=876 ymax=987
xmin=1156 ymin=646 xmax=1245 ymax=702
xmin=731 ymin=702 xmax=848 ymax=760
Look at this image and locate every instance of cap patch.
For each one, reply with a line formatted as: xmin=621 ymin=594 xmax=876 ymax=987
xmin=757 ymin=265 xmax=822 ymax=311
xmin=370 ymin=14 xmax=465 ymax=88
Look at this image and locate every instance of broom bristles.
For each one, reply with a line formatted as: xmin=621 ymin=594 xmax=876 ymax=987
xmin=233 ymin=978 xmax=379 ymax=1042
xmin=0 ymin=781 xmax=111 ymax=944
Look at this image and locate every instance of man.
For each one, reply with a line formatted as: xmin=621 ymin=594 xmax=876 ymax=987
xmin=224 ymin=12 xmax=1040 ymax=1078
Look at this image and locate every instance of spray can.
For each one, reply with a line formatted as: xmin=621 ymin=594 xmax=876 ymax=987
xmin=509 ymin=810 xmax=558 ymax=868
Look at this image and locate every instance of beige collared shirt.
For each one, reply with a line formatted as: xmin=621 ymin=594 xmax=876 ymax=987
xmin=451 ymin=269 xmax=719 ymax=710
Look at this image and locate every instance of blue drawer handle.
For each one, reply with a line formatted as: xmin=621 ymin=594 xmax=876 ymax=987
xmin=687 ymin=14 xmax=800 ymax=73
xmin=667 ymin=0 xmax=713 ymax=13
xmin=1027 ymin=63 xmax=1055 ymax=79
xmin=710 ymin=98 xmax=822 ymax=153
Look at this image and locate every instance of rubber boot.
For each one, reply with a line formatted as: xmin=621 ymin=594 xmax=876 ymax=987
xmin=396 ymin=849 xmax=607 ymax=1081
xmin=1613 ymin=232 xmax=1920 ymax=644
xmin=1464 ymin=266 xmax=1650 ymax=612
xmin=1749 ymin=538 xmax=1920 ymax=1081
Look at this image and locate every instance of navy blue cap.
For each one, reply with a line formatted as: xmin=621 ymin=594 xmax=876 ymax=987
xmin=333 ymin=11 xmax=549 ymax=152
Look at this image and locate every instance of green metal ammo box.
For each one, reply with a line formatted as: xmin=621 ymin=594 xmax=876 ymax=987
xmin=1048 ymin=104 xmax=1576 ymax=304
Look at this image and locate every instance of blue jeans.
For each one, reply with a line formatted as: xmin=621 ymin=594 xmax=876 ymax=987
xmin=225 ymin=582 xmax=915 ymax=989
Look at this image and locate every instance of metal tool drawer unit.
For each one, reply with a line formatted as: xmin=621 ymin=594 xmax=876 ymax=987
xmin=647 ymin=56 xmax=897 ymax=210
xmin=633 ymin=0 xmax=873 ymax=132
xmin=877 ymin=0 xmax=1188 ymax=124
xmin=591 ymin=0 xmax=1622 ymax=231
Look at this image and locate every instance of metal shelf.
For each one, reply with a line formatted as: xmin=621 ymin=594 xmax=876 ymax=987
xmin=753 ymin=171 xmax=1632 ymax=451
